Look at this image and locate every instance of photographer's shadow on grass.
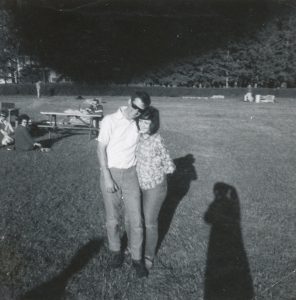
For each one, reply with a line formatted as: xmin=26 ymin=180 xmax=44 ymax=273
xmin=204 ymin=182 xmax=254 ymax=300
xmin=20 ymin=238 xmax=102 ymax=300
xmin=157 ymin=154 xmax=197 ymax=251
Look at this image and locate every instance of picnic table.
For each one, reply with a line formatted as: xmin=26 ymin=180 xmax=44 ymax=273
xmin=39 ymin=111 xmax=103 ymax=139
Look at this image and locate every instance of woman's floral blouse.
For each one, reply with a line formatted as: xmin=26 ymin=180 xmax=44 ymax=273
xmin=136 ymin=133 xmax=175 ymax=190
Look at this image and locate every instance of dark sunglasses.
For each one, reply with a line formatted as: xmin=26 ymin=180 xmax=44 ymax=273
xmin=131 ymin=101 xmax=145 ymax=114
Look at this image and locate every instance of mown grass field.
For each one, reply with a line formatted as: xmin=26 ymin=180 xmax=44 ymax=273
xmin=0 ymin=95 xmax=295 ymax=300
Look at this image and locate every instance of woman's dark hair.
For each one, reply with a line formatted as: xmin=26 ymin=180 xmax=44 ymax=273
xmin=18 ymin=114 xmax=30 ymax=123
xmin=131 ymin=91 xmax=151 ymax=108
xmin=138 ymin=106 xmax=160 ymax=135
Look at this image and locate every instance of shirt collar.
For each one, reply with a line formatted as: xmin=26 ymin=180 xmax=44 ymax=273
xmin=115 ymin=106 xmax=135 ymax=123
xmin=114 ymin=106 xmax=127 ymax=119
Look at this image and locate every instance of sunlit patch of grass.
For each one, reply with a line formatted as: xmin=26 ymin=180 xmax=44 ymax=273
xmin=1 ymin=96 xmax=295 ymax=299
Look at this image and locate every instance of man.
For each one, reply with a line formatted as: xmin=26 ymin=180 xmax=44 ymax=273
xmin=244 ymin=84 xmax=254 ymax=102
xmin=97 ymin=91 xmax=151 ymax=278
xmin=36 ymin=80 xmax=42 ymax=98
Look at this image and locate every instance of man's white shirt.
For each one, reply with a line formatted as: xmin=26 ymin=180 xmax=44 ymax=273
xmin=97 ymin=107 xmax=139 ymax=169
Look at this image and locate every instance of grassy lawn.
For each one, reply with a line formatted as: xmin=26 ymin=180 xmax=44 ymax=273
xmin=1 ymin=95 xmax=295 ymax=300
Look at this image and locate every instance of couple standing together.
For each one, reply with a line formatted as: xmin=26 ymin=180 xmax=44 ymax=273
xmin=97 ymin=91 xmax=175 ymax=278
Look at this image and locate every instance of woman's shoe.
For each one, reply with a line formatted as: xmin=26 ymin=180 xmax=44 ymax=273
xmin=124 ymin=247 xmax=131 ymax=256
xmin=144 ymin=256 xmax=154 ymax=270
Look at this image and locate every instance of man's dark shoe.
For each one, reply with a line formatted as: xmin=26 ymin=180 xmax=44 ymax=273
xmin=110 ymin=251 xmax=123 ymax=268
xmin=132 ymin=260 xmax=148 ymax=278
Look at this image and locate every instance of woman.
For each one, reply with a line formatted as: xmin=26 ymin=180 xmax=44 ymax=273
xmin=0 ymin=111 xmax=14 ymax=147
xmin=136 ymin=106 xmax=175 ymax=271
xmin=15 ymin=114 xmax=49 ymax=152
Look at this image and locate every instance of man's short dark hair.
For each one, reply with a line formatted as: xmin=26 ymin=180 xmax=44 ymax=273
xmin=138 ymin=106 xmax=160 ymax=135
xmin=131 ymin=91 xmax=151 ymax=108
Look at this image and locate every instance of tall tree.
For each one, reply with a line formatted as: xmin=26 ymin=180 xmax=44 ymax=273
xmin=0 ymin=9 xmax=20 ymax=83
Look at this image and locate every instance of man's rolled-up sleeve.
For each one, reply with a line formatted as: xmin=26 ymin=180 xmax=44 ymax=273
xmin=97 ymin=116 xmax=111 ymax=145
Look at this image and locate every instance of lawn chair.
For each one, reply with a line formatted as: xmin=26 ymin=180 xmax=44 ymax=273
xmin=255 ymin=95 xmax=275 ymax=103
xmin=0 ymin=102 xmax=20 ymax=127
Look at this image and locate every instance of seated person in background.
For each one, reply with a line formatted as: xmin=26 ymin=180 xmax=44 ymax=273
xmin=86 ymin=98 xmax=104 ymax=128
xmin=244 ymin=84 xmax=254 ymax=102
xmin=0 ymin=111 xmax=14 ymax=147
xmin=64 ymin=98 xmax=103 ymax=125
xmin=86 ymin=98 xmax=103 ymax=115
xmin=15 ymin=114 xmax=49 ymax=152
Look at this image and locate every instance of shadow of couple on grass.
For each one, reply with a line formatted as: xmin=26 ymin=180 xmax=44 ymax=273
xmin=204 ymin=182 xmax=254 ymax=300
xmin=20 ymin=238 xmax=102 ymax=300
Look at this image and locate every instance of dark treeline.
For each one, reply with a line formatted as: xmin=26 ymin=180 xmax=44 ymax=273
xmin=3 ymin=0 xmax=296 ymax=87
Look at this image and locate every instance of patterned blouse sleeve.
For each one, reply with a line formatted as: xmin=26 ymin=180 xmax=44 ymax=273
xmin=157 ymin=135 xmax=176 ymax=174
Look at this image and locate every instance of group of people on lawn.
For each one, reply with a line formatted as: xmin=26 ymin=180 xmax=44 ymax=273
xmin=0 ymin=98 xmax=103 ymax=152
xmin=1 ymin=91 xmax=175 ymax=278
xmin=0 ymin=112 xmax=49 ymax=152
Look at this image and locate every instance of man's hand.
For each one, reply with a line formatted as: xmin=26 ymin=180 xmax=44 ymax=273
xmin=102 ymin=169 xmax=119 ymax=193
xmin=98 ymin=142 xmax=118 ymax=192
xmin=105 ymin=177 xmax=119 ymax=193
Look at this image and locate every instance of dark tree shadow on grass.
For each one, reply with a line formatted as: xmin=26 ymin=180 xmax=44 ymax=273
xmin=29 ymin=122 xmax=49 ymax=138
xmin=20 ymin=238 xmax=102 ymax=300
xmin=39 ymin=130 xmax=87 ymax=148
xmin=29 ymin=122 xmax=84 ymax=148
xmin=157 ymin=154 xmax=197 ymax=252
xmin=204 ymin=183 xmax=254 ymax=300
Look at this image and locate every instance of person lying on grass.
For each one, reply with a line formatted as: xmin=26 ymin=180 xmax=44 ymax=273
xmin=0 ymin=111 xmax=14 ymax=148
xmin=14 ymin=114 xmax=50 ymax=152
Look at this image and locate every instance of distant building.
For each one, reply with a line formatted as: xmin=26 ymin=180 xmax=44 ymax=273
xmin=47 ymin=69 xmax=71 ymax=83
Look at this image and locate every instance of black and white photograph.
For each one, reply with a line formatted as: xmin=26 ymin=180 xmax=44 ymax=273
xmin=0 ymin=0 xmax=295 ymax=299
